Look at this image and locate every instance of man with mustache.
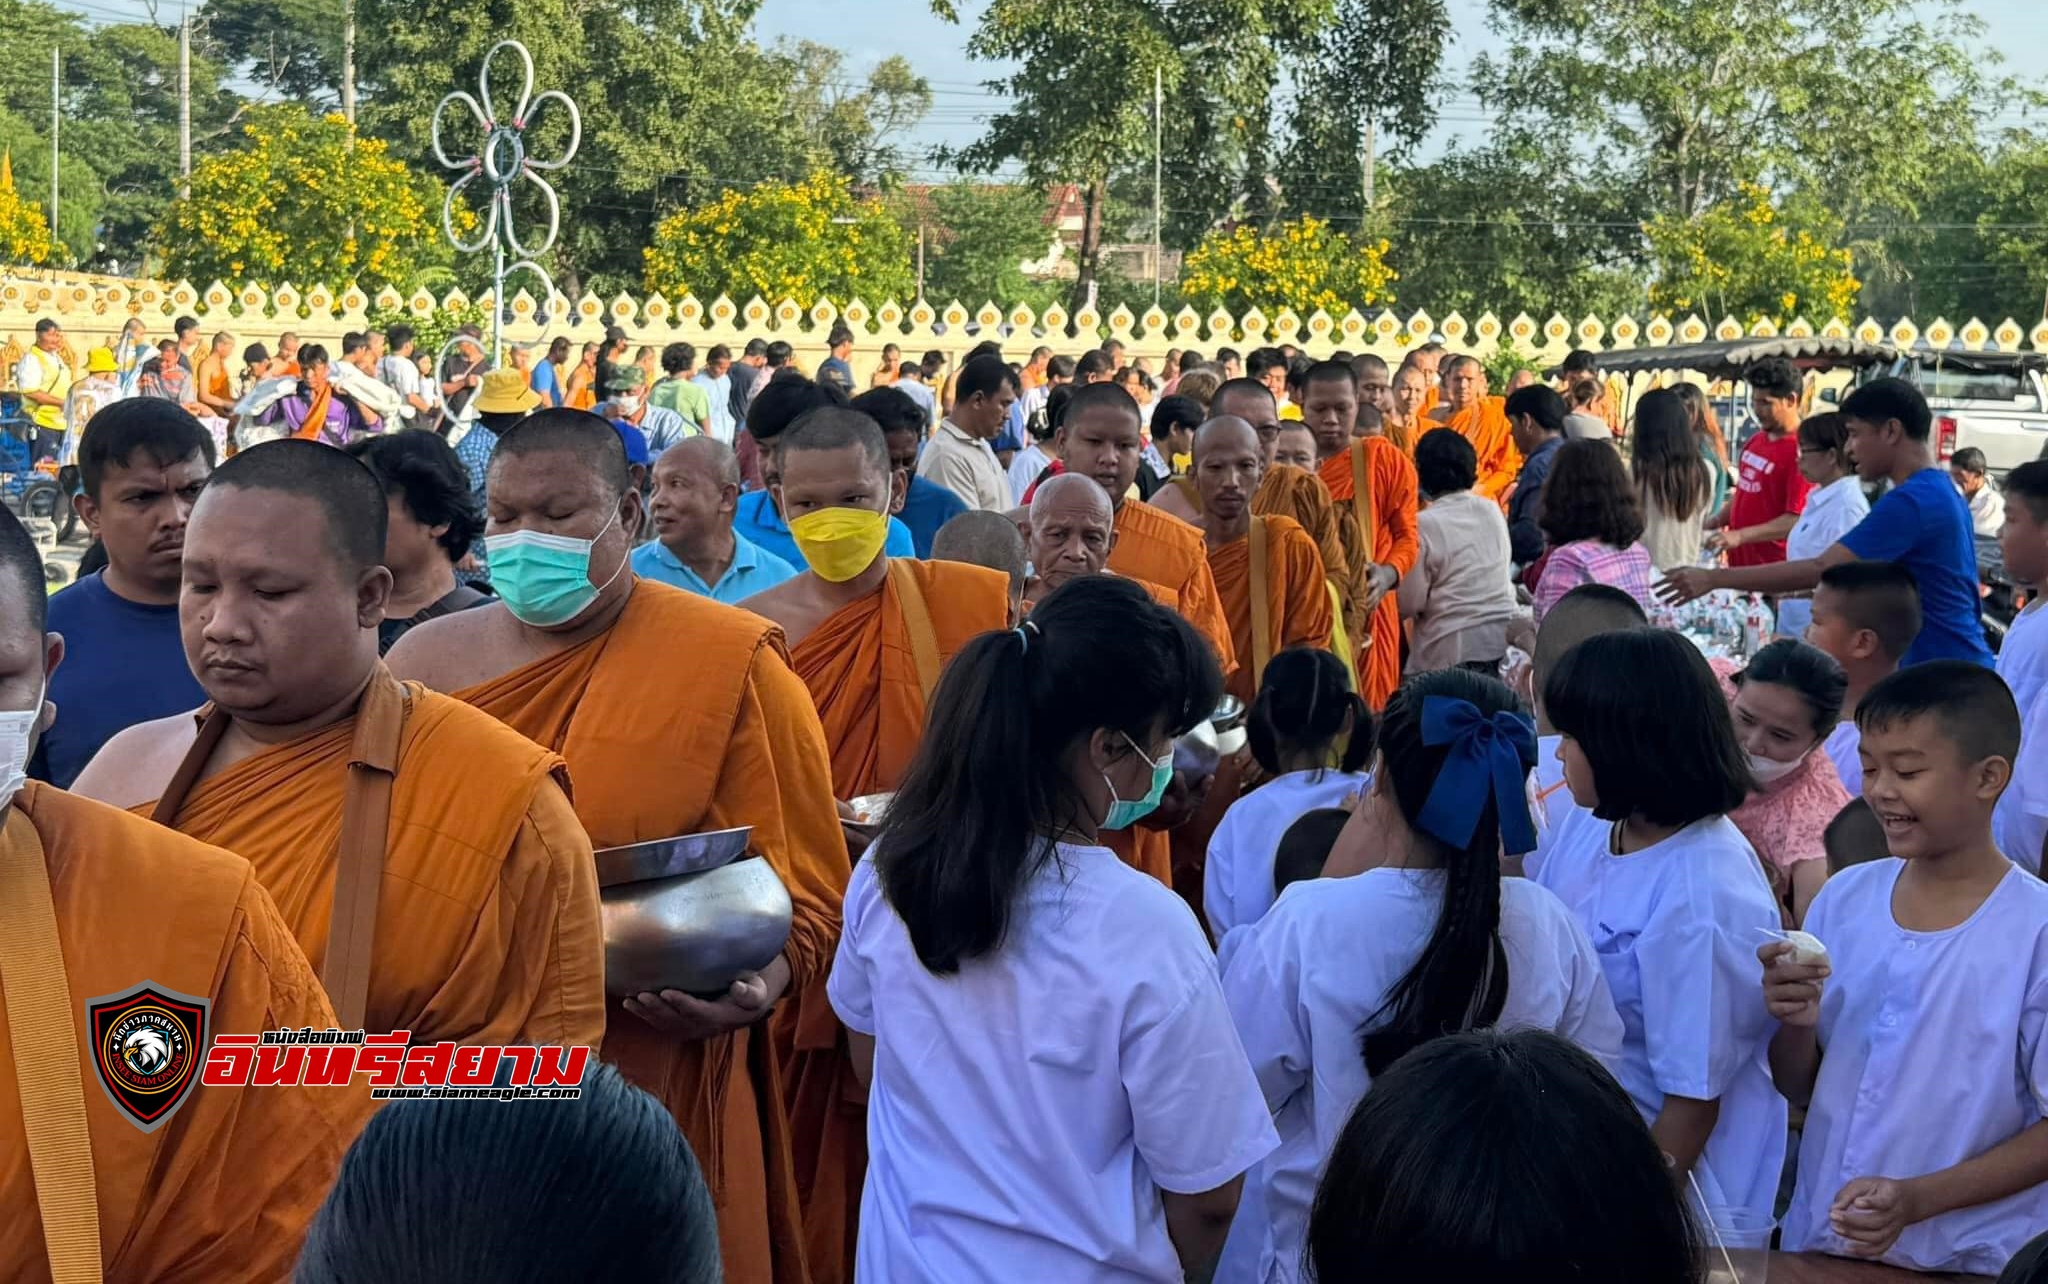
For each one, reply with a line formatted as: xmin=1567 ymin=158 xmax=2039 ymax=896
xmin=29 ymin=400 xmax=212 ymax=788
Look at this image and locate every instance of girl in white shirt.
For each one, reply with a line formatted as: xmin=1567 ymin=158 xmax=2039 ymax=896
xmin=1779 ymin=413 xmax=1871 ymax=639
xmin=1204 ymin=647 xmax=1370 ymax=942
xmin=1224 ymin=668 xmax=1624 ymax=1284
xmin=829 ymin=575 xmax=1278 ymax=1284
xmin=1534 ymin=627 xmax=1788 ymax=1233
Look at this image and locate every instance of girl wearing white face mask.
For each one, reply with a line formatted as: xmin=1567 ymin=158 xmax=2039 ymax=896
xmin=1725 ymin=638 xmax=1854 ymax=926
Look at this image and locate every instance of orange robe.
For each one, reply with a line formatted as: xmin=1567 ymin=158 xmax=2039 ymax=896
xmin=143 ymin=673 xmax=606 ymax=1050
xmin=459 ymin=580 xmax=843 ymax=1284
xmin=3 ymin=783 xmax=366 ymax=1284
xmin=1430 ymin=395 xmax=1521 ymax=504
xmin=783 ymin=559 xmax=1008 ymax=1283
xmin=1107 ymin=499 xmax=1237 ymax=678
xmin=1254 ymin=466 xmax=1363 ymax=646
xmin=791 ymin=560 xmax=1012 ymax=801
xmin=1208 ymin=515 xmax=1335 ymax=706
xmin=1319 ymin=438 xmax=1421 ymax=709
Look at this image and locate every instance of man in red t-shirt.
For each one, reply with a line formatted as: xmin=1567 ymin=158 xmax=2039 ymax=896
xmin=1707 ymin=355 xmax=1812 ymax=566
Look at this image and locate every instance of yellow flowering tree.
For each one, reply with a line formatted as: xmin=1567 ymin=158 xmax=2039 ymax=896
xmin=154 ymin=105 xmax=448 ymax=292
xmin=1645 ymin=183 xmax=1860 ymax=324
xmin=643 ymin=172 xmax=913 ymax=308
xmin=1180 ymin=217 xmax=1397 ymax=318
xmin=0 ymin=152 xmax=53 ymax=266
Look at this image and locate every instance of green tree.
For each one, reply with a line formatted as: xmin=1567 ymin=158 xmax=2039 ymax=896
xmin=1644 ymin=182 xmax=1860 ymax=324
xmin=360 ymin=0 xmax=826 ymax=295
xmin=1179 ymin=215 xmax=1396 ymax=318
xmin=779 ymin=41 xmax=932 ymax=186
xmin=939 ymin=0 xmax=1326 ymax=310
xmin=199 ymin=0 xmax=348 ymax=106
xmin=643 ymin=170 xmax=913 ymax=308
xmin=155 ymin=105 xmax=449 ymax=290
xmin=1872 ymin=130 xmax=2048 ymax=323
xmin=919 ymin=181 xmax=1059 ymax=308
xmin=1379 ymin=144 xmax=1646 ymax=321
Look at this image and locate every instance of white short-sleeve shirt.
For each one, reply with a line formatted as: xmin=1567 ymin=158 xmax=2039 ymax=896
xmin=1532 ymin=806 xmax=1787 ymax=1225
xmin=1826 ymin=721 xmax=1864 ymax=798
xmin=1784 ymin=860 xmax=2048 ymax=1273
xmin=1994 ymin=603 xmax=2048 ymax=872
xmin=1222 ymin=869 xmax=1624 ymax=1284
xmin=830 ymin=843 xmax=1279 ymax=1284
xmin=1203 ymin=769 xmax=1368 ymax=941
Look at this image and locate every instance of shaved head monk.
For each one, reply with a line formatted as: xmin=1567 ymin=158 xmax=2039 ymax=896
xmin=0 ymin=507 xmax=365 ymax=1282
xmin=1055 ymin=381 xmax=1235 ymax=679
xmin=739 ymin=407 xmax=1009 ymax=1278
xmin=1427 ymin=355 xmax=1521 ymax=503
xmin=1025 ymin=472 xmax=1183 ymax=613
xmin=1390 ymin=360 xmax=1431 ymax=452
xmin=1302 ymin=361 xmax=1419 ymax=709
xmin=74 ymin=438 xmax=603 ymax=1054
xmin=386 ymin=408 xmax=843 ymax=1284
xmin=1274 ymin=422 xmax=1318 ymax=472
xmin=930 ymin=509 xmax=1028 ymax=625
xmin=1352 ymin=353 xmax=1394 ymax=422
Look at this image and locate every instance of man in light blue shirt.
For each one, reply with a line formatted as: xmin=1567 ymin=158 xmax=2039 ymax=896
xmin=696 ymin=343 xmax=737 ymax=443
xmin=631 ymin=437 xmax=798 ymax=603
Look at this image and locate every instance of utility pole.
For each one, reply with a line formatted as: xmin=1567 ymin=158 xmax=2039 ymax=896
xmin=341 ymin=0 xmax=356 ymax=125
xmin=1359 ymin=109 xmax=1377 ymax=222
xmin=916 ymin=222 xmax=926 ymax=300
xmin=49 ymin=47 xmax=59 ymax=244
xmin=1152 ymin=64 xmax=1163 ymax=308
xmin=178 ymin=13 xmax=191 ymax=198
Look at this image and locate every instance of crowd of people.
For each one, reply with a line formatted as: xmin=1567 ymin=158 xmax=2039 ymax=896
xmin=5 ymin=310 xmax=2048 ymax=1284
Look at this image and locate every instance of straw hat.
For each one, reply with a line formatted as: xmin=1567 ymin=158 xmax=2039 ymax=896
xmin=473 ymin=368 xmax=541 ymax=415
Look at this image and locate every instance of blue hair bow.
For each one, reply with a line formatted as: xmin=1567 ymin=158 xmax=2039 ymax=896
xmin=1413 ymin=696 xmax=1541 ymax=856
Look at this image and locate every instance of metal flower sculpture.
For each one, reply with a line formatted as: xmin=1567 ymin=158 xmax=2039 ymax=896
xmin=431 ymin=40 xmax=580 ymax=359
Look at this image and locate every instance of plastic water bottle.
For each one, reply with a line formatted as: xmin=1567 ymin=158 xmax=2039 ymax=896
xmin=1743 ymin=594 xmax=1768 ymax=659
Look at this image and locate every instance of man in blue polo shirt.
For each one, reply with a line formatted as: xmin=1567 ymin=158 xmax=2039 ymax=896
xmin=631 ymin=438 xmax=797 ymax=602
xmin=733 ymin=372 xmax=918 ymax=567
xmin=853 ymin=384 xmax=966 ymax=557
xmin=28 ymin=399 xmax=213 ymax=787
xmin=1656 ymin=377 xmax=1992 ymax=667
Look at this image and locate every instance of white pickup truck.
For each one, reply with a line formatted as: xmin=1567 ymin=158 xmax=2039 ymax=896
xmin=1844 ymin=354 xmax=2048 ymax=476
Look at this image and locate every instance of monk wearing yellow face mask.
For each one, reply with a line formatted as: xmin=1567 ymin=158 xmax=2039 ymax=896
xmin=737 ymin=405 xmax=1008 ymax=1283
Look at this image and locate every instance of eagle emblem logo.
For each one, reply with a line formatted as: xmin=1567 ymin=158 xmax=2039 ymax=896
xmin=86 ymin=982 xmax=209 ymax=1132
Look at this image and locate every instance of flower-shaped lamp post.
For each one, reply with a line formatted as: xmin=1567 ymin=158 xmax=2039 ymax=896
xmin=431 ymin=40 xmax=580 ymax=370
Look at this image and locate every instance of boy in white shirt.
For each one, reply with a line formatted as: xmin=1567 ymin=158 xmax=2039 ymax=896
xmin=1762 ymin=662 xmax=2048 ymax=1274
xmin=1803 ymin=561 xmax=1921 ymax=798
xmin=1994 ymin=462 xmax=2048 ymax=873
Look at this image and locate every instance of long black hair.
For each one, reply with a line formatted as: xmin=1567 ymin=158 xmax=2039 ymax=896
xmin=1632 ymin=389 xmax=1712 ymax=522
xmin=1358 ymin=668 xmax=1532 ymax=1077
xmin=875 ymin=575 xmax=1222 ymax=974
xmin=1307 ymin=1030 xmax=1702 ymax=1283
xmin=1248 ymin=647 xmax=1373 ymax=777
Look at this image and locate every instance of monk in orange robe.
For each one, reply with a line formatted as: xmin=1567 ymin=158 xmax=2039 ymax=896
xmin=387 ymin=409 xmax=842 ymax=1284
xmin=1174 ymin=414 xmax=1333 ymax=912
xmin=0 ymin=516 xmax=365 ymax=1284
xmin=1426 ymin=355 xmax=1521 ymax=503
xmin=1389 ymin=360 xmax=1432 ymax=454
xmin=738 ymin=408 xmax=1010 ymax=1283
xmin=928 ymin=510 xmax=1028 ymax=626
xmin=1023 ymin=473 xmax=1180 ymax=615
xmin=1305 ymin=364 xmax=1420 ymax=710
xmin=1051 ymin=385 xmax=1235 ymax=885
xmin=1408 ymin=342 xmax=1447 ymax=422
xmin=73 ymin=440 xmax=606 ymax=1057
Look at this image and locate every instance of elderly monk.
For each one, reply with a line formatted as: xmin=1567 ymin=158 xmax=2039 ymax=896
xmin=1304 ymin=361 xmax=1419 ymax=709
xmin=0 ymin=510 xmax=364 ymax=1284
xmin=1023 ymin=473 xmax=1170 ymax=611
xmin=1389 ymin=360 xmax=1431 ymax=453
xmin=739 ymin=408 xmax=1008 ymax=1281
xmin=74 ymin=440 xmax=604 ymax=1055
xmin=1426 ymin=355 xmax=1521 ymax=503
xmin=1054 ymin=381 xmax=1235 ymax=677
xmin=386 ymin=409 xmax=841 ymax=1284
xmin=1408 ymin=341 xmax=1447 ymax=417
xmin=930 ymin=509 xmax=1028 ymax=626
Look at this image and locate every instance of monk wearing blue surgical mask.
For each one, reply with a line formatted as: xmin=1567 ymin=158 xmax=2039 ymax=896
xmin=387 ymin=407 xmax=846 ymax=1284
xmin=737 ymin=404 xmax=1011 ymax=1281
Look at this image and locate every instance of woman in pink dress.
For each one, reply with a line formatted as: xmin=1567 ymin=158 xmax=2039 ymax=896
xmin=1714 ymin=640 xmax=1853 ymax=926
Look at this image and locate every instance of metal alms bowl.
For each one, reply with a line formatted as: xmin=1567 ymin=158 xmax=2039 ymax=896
xmin=1210 ymin=694 xmax=1249 ymax=757
xmin=595 ymin=827 xmax=794 ymax=998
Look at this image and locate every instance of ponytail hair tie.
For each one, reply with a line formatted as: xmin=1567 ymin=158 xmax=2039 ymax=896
xmin=1013 ymin=618 xmax=1042 ymax=653
xmin=1413 ymin=696 xmax=1540 ymax=856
